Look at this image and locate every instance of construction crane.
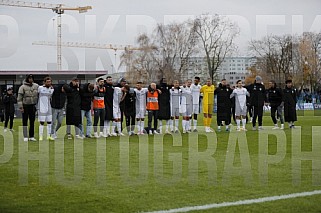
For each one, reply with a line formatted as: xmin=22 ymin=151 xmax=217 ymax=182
xmin=32 ymin=41 xmax=144 ymax=50
xmin=0 ymin=0 xmax=92 ymax=71
xmin=32 ymin=41 xmax=153 ymax=72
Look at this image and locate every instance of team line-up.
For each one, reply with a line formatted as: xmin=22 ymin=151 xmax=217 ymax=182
xmin=3 ymin=74 xmax=297 ymax=141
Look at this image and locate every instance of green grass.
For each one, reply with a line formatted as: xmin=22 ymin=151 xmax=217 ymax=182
xmin=0 ymin=111 xmax=321 ymax=213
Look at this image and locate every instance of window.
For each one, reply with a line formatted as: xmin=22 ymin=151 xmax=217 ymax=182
xmin=230 ymin=81 xmax=234 ymax=85
xmin=230 ymin=76 xmax=234 ymax=80
xmin=235 ymin=76 xmax=240 ymax=80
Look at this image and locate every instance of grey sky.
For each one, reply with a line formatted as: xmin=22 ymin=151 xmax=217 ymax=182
xmin=0 ymin=0 xmax=320 ymax=71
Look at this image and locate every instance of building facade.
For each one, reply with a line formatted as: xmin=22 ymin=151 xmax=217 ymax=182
xmin=183 ymin=57 xmax=209 ymax=83
xmin=217 ymin=57 xmax=257 ymax=86
xmin=182 ymin=56 xmax=256 ymax=85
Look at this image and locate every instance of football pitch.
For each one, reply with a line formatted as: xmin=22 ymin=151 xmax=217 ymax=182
xmin=0 ymin=111 xmax=320 ymax=213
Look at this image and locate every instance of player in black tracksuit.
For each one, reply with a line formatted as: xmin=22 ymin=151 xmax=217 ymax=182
xmin=267 ymin=80 xmax=284 ymax=129
xmin=3 ymin=87 xmax=17 ymax=131
xmin=244 ymin=84 xmax=253 ymax=123
xmin=214 ymin=79 xmax=233 ymax=131
xmin=283 ymin=79 xmax=297 ymax=128
xmin=247 ymin=76 xmax=266 ymax=130
xmin=124 ymin=88 xmax=136 ymax=135
xmin=104 ymin=76 xmax=114 ymax=136
xmin=157 ymin=78 xmax=171 ymax=134
xmin=63 ymin=78 xmax=82 ymax=138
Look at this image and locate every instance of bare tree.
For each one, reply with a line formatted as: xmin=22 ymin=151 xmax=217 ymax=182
xmin=249 ymin=35 xmax=293 ymax=87
xmin=120 ymin=21 xmax=198 ymax=84
xmin=153 ymin=21 xmax=198 ymax=82
xmin=250 ymin=33 xmax=321 ymax=91
xmin=192 ymin=14 xmax=239 ymax=82
xmin=120 ymin=34 xmax=158 ymax=84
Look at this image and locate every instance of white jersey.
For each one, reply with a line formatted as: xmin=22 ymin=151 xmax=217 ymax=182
xmin=170 ymin=87 xmax=181 ymax=109
xmin=38 ymin=85 xmax=54 ymax=115
xmin=231 ymin=87 xmax=249 ymax=110
xmin=134 ymin=88 xmax=148 ymax=111
xmin=113 ymin=87 xmax=123 ymax=109
xmin=191 ymin=84 xmax=201 ymax=105
xmin=180 ymin=86 xmax=193 ymax=115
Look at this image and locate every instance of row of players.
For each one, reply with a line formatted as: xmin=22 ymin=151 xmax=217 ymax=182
xmin=15 ymin=74 xmax=297 ymax=141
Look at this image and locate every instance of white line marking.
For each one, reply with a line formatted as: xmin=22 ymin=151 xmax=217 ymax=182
xmin=144 ymin=190 xmax=321 ymax=213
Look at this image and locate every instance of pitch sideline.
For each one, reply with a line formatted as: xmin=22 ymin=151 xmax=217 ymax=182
xmin=144 ymin=190 xmax=321 ymax=213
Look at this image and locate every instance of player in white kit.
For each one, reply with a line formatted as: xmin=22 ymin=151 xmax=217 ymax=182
xmin=38 ymin=76 xmax=54 ymax=140
xmin=230 ymin=80 xmax=250 ymax=131
xmin=134 ymin=82 xmax=148 ymax=135
xmin=111 ymin=85 xmax=129 ymax=136
xmin=190 ymin=77 xmax=201 ymax=132
xmin=169 ymin=80 xmax=181 ymax=133
xmin=180 ymin=79 xmax=193 ymax=133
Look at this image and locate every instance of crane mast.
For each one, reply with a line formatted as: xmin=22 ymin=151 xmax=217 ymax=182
xmin=0 ymin=0 xmax=92 ymax=71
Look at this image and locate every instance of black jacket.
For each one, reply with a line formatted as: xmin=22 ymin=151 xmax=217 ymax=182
xmin=0 ymin=94 xmax=4 ymax=110
xmin=248 ymin=83 xmax=266 ymax=106
xmin=124 ymin=88 xmax=136 ymax=116
xmin=79 ymin=83 xmax=94 ymax=111
xmin=215 ymin=84 xmax=233 ymax=108
xmin=267 ymin=87 xmax=283 ymax=107
xmin=63 ymin=82 xmax=82 ymax=125
xmin=51 ymin=84 xmax=66 ymax=109
xmin=215 ymin=84 xmax=233 ymax=119
xmin=157 ymin=83 xmax=171 ymax=120
xmin=283 ymin=86 xmax=297 ymax=122
xmin=3 ymin=94 xmax=17 ymax=115
xmin=104 ymin=82 xmax=114 ymax=120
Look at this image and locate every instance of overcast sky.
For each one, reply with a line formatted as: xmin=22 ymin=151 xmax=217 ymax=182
xmin=0 ymin=0 xmax=320 ymax=71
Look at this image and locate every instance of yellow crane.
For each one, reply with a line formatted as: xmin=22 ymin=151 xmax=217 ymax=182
xmin=0 ymin=0 xmax=92 ymax=71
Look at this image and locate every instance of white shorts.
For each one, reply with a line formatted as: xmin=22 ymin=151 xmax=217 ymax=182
xmin=171 ymin=108 xmax=180 ymax=117
xmin=192 ymin=104 xmax=200 ymax=114
xmin=235 ymin=106 xmax=247 ymax=117
xmin=113 ymin=107 xmax=121 ymax=119
xmin=136 ymin=109 xmax=146 ymax=119
xmin=182 ymin=107 xmax=192 ymax=117
xmin=180 ymin=102 xmax=193 ymax=116
xmin=38 ymin=115 xmax=52 ymax=122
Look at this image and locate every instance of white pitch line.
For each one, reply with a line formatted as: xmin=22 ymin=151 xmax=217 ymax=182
xmin=144 ymin=190 xmax=321 ymax=213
